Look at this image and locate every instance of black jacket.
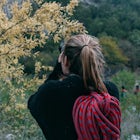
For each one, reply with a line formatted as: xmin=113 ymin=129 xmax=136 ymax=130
xmin=28 ymin=73 xmax=119 ymax=140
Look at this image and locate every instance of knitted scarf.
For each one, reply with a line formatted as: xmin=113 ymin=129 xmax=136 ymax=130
xmin=72 ymin=92 xmax=121 ymax=140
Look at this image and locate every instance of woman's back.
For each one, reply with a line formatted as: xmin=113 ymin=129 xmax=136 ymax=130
xmin=28 ymin=74 xmax=120 ymax=140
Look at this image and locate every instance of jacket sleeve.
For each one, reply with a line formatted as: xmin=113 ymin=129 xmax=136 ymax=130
xmin=27 ymin=81 xmax=54 ymax=139
xmin=28 ymin=61 xmax=63 ymax=117
xmin=46 ymin=61 xmax=63 ymax=81
xmin=27 ymin=82 xmax=49 ymax=119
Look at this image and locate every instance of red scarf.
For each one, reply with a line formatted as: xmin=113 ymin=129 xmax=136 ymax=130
xmin=72 ymin=92 xmax=121 ymax=140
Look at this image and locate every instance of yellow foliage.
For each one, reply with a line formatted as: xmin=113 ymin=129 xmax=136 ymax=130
xmin=66 ymin=0 xmax=79 ymax=15
xmin=0 ymin=0 xmax=86 ymax=80
xmin=0 ymin=0 xmax=86 ymax=138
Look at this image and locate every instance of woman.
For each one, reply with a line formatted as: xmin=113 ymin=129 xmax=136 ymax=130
xmin=28 ymin=34 xmax=121 ymax=140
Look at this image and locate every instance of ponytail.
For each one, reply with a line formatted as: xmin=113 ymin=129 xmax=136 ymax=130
xmin=64 ymin=34 xmax=107 ymax=93
xmin=81 ymin=45 xmax=107 ymax=93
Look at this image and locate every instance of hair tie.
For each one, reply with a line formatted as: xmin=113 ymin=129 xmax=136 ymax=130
xmin=82 ymin=44 xmax=88 ymax=49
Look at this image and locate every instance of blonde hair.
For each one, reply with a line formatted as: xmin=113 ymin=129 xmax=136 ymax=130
xmin=64 ymin=34 xmax=107 ymax=93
